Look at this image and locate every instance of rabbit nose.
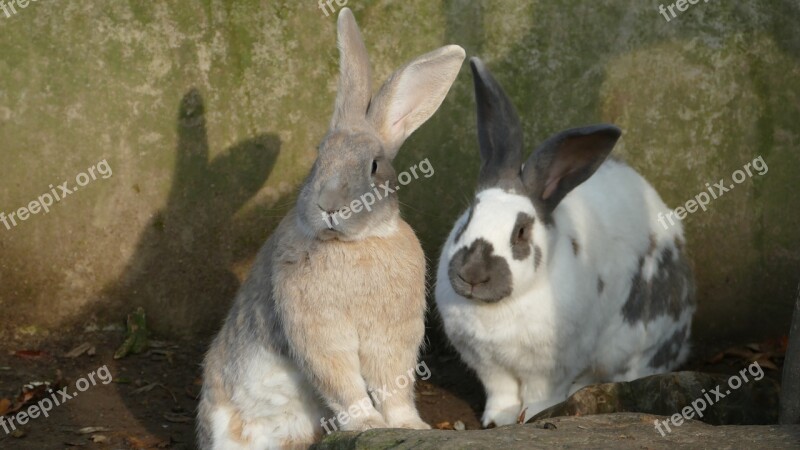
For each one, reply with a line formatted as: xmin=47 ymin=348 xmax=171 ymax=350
xmin=457 ymin=266 xmax=490 ymax=286
xmin=317 ymin=178 xmax=349 ymax=212
xmin=317 ymin=204 xmax=337 ymax=215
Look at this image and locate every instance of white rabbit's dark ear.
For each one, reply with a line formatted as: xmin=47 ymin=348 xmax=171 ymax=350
xmin=367 ymin=45 xmax=465 ymax=157
xmin=331 ymin=8 xmax=372 ymax=130
xmin=470 ymin=57 xmax=524 ymax=190
xmin=521 ymin=124 xmax=621 ymax=220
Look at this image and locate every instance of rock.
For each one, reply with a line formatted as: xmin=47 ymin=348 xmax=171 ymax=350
xmin=529 ymin=371 xmax=779 ymax=425
xmin=312 ymin=413 xmax=800 ymax=449
xmin=781 ymin=285 xmax=800 ymax=424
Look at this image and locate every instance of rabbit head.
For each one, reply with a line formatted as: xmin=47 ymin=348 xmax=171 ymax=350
xmin=446 ymin=58 xmax=621 ymax=302
xmin=297 ymin=8 xmax=465 ymax=241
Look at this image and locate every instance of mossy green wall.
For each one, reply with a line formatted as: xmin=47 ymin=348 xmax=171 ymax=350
xmin=1 ymin=0 xmax=798 ymax=340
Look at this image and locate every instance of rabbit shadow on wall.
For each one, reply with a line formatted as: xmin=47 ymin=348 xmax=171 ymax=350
xmin=97 ymin=88 xmax=285 ymax=336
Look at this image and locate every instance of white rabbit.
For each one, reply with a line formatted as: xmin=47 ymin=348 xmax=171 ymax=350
xmin=435 ymin=58 xmax=695 ymax=427
xmin=197 ymin=8 xmax=465 ymax=449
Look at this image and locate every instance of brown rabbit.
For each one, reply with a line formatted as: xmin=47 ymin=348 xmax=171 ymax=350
xmin=197 ymin=8 xmax=465 ymax=449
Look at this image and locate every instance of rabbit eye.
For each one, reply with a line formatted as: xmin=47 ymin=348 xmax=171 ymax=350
xmin=515 ymin=225 xmax=531 ymax=243
xmin=511 ymin=213 xmax=534 ymax=247
xmin=371 ymin=160 xmax=378 ymax=175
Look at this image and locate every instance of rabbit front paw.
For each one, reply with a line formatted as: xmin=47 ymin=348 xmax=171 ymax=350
xmin=393 ymin=417 xmax=431 ymax=430
xmin=481 ymin=405 xmax=521 ymax=428
xmin=342 ymin=412 xmax=388 ymax=432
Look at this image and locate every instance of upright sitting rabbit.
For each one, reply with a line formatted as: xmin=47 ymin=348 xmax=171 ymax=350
xmin=435 ymin=58 xmax=695 ymax=427
xmin=198 ymin=8 xmax=465 ymax=449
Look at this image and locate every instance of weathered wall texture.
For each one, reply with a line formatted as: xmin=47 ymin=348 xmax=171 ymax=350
xmin=1 ymin=1 xmax=798 ymax=341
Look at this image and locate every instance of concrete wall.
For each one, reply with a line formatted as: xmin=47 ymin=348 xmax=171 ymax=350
xmin=1 ymin=0 xmax=798 ymax=341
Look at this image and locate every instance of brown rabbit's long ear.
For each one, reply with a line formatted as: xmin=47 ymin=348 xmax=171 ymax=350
xmin=331 ymin=8 xmax=372 ymax=130
xmin=367 ymin=45 xmax=466 ymax=157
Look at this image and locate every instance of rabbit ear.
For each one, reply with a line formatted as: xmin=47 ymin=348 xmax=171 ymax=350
xmin=521 ymin=124 xmax=621 ymax=218
xmin=367 ymin=45 xmax=465 ymax=157
xmin=470 ymin=57 xmax=524 ymax=190
xmin=331 ymin=8 xmax=372 ymax=130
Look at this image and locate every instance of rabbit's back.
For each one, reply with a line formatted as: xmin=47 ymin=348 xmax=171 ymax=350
xmin=556 ymin=158 xmax=695 ymax=379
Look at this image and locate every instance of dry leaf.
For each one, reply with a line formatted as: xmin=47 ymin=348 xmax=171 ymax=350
xmin=163 ymin=412 xmax=193 ymax=423
xmin=517 ymin=407 xmax=528 ymax=424
xmin=709 ymin=340 xmax=785 ymax=370
xmin=756 ymin=357 xmax=780 ymax=371
xmin=779 ymin=335 xmax=789 ymax=354
xmin=453 ymin=420 xmax=466 ymax=431
xmin=65 ymin=342 xmax=93 ymax=358
xmin=13 ymin=350 xmax=47 ymax=360
xmin=434 ymin=421 xmax=453 ymax=430
xmin=132 ymin=382 xmax=159 ymax=395
xmin=76 ymin=427 xmax=111 ymax=435
xmin=132 ymin=382 xmax=177 ymax=403
xmin=91 ymin=434 xmax=109 ymax=443
xmin=148 ymin=340 xmax=171 ymax=349
xmin=745 ymin=343 xmax=761 ymax=352
xmin=6 ymin=382 xmax=55 ymax=415
xmin=126 ymin=436 xmax=171 ymax=449
xmin=707 ymin=352 xmax=725 ymax=364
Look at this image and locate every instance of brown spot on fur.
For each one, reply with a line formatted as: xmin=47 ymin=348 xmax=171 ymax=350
xmin=227 ymin=409 xmax=247 ymax=445
xmin=571 ymin=238 xmax=579 ymax=256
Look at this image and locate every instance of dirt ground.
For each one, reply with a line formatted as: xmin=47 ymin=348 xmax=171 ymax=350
xmin=0 ymin=323 xmax=785 ymax=449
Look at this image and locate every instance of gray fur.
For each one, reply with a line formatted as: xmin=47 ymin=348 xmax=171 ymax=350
xmin=298 ymin=131 xmax=399 ymax=241
xmin=470 ymin=58 xmax=525 ymax=192
xmin=649 ymin=326 xmax=689 ymax=368
xmin=622 ymin=245 xmax=695 ymax=325
xmin=534 ymin=245 xmax=543 ymax=270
